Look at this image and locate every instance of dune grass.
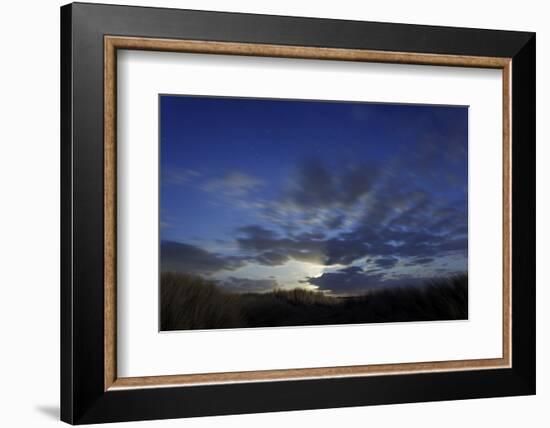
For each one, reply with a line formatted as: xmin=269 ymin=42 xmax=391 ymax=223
xmin=160 ymin=272 xmax=244 ymax=330
xmin=271 ymin=287 xmax=338 ymax=306
xmin=160 ymin=272 xmax=467 ymax=331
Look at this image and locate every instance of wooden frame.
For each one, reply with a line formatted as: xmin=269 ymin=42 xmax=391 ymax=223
xmin=62 ymin=2 xmax=535 ymax=424
xmin=104 ymin=36 xmax=513 ymax=390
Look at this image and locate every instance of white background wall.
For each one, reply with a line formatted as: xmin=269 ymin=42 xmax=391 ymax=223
xmin=0 ymin=0 xmax=546 ymax=426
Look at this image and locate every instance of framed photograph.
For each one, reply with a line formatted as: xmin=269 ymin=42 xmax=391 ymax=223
xmin=61 ymin=2 xmax=535 ymax=424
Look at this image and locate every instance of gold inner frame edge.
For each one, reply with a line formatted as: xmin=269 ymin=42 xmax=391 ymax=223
xmin=104 ymin=35 xmax=512 ymax=391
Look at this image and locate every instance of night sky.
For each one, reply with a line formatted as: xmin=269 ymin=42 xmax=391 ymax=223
xmin=160 ymin=95 xmax=468 ymax=295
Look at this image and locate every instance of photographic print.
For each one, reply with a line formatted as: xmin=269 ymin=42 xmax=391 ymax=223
xmin=160 ymin=95 xmax=468 ymax=331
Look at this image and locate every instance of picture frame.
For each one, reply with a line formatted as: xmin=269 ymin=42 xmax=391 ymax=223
xmin=60 ymin=2 xmax=535 ymax=424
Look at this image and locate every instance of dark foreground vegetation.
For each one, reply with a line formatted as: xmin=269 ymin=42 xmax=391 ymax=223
xmin=160 ymin=272 xmax=468 ymax=331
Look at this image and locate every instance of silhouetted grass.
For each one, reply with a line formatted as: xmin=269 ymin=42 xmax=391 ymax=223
xmin=160 ymin=272 xmax=244 ymax=330
xmin=271 ymin=287 xmax=337 ymax=306
xmin=160 ymin=272 xmax=467 ymax=331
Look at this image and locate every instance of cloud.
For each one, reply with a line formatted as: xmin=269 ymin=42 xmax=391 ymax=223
xmin=246 ymin=151 xmax=467 ymax=266
xmin=236 ymin=225 xmax=326 ymax=265
xmin=255 ymin=251 xmax=290 ymax=266
xmin=290 ymin=231 xmax=326 ymax=241
xmin=235 ymin=207 xmax=467 ymax=270
xmin=287 ymin=158 xmax=334 ymax=208
xmin=373 ymin=257 xmax=399 ymax=269
xmin=161 ymin=241 xmax=247 ymax=275
xmin=163 ymin=167 xmax=201 ymax=185
xmin=323 ymin=214 xmax=345 ymax=229
xmin=282 ymin=158 xmax=379 ymax=210
xmin=306 ymin=269 xmax=383 ymax=294
xmin=251 ymin=158 xmax=380 ymax=234
xmin=338 ymin=266 xmax=365 ymax=275
xmin=404 ymin=257 xmax=435 ymax=266
xmin=162 ymin=137 xmax=467 ymax=288
xmin=306 ymin=266 xmax=430 ymax=294
xmin=202 ymin=171 xmax=264 ymax=197
xmin=323 ymin=238 xmax=369 ymax=265
xmin=236 ymin=225 xmax=278 ymax=240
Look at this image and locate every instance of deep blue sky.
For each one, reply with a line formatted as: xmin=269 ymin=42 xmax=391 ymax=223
xmin=160 ymin=95 xmax=468 ymax=295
